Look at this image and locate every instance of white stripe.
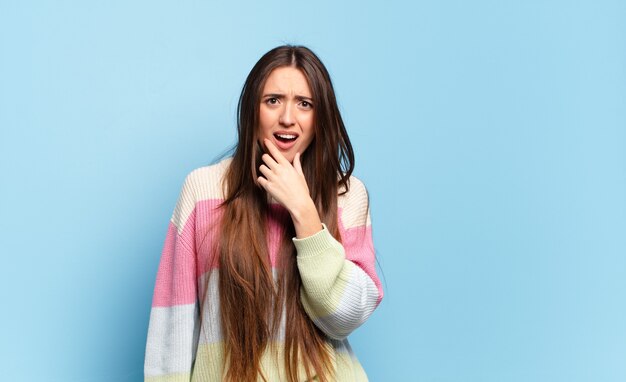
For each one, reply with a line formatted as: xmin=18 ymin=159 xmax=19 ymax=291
xmin=171 ymin=159 xmax=371 ymax=234
xmin=310 ymin=264 xmax=380 ymax=340
xmin=171 ymin=158 xmax=232 ymax=234
xmin=144 ymin=303 xmax=200 ymax=377
xmin=338 ymin=176 xmax=372 ymax=229
xmin=196 ymin=270 xmax=222 ymax=345
xmin=196 ymin=269 xmax=289 ymax=344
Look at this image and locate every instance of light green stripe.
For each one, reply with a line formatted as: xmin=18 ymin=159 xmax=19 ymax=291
xmin=300 ymin=262 xmax=354 ymax=318
xmin=184 ymin=340 xmax=366 ymax=381
xmin=145 ymin=372 xmax=190 ymax=382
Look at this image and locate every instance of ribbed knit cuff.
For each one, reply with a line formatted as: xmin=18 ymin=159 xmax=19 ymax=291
xmin=292 ymin=223 xmax=337 ymax=257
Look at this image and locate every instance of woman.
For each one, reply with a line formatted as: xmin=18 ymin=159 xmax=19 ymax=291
xmin=144 ymin=45 xmax=383 ymax=382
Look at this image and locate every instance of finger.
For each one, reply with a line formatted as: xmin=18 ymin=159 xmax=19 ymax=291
xmin=258 ymin=163 xmax=273 ymax=178
xmin=261 ymin=153 xmax=278 ymax=170
xmin=293 ymin=152 xmax=303 ymax=175
xmin=256 ymin=176 xmax=268 ymax=189
xmin=264 ymin=138 xmax=289 ymax=165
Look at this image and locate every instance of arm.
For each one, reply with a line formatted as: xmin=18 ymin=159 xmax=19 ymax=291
xmin=255 ymin=141 xmax=383 ymax=339
xmin=293 ymin=177 xmax=383 ymax=340
xmin=144 ymin=172 xmax=201 ymax=382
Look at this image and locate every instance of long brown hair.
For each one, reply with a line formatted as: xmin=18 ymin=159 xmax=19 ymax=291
xmin=208 ymin=45 xmax=354 ymax=382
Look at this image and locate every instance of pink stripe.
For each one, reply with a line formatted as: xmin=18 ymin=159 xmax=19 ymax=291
xmin=266 ymin=204 xmax=291 ymax=266
xmin=152 ymin=199 xmax=383 ymax=307
xmin=195 ymin=199 xmax=226 ymax=276
xmin=194 ymin=200 xmax=290 ymax=277
xmin=152 ymin=212 xmax=197 ymax=307
xmin=338 ymin=207 xmax=384 ymax=303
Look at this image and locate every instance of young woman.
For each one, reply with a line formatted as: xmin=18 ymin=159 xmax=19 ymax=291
xmin=144 ymin=45 xmax=383 ymax=382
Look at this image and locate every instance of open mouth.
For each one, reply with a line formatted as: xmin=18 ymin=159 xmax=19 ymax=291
xmin=273 ymin=133 xmax=298 ymax=143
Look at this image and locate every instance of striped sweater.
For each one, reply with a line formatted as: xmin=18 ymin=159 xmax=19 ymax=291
xmin=144 ymin=156 xmax=383 ymax=381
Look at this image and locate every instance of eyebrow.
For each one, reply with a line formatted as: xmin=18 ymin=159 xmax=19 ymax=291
xmin=262 ymin=93 xmax=313 ymax=101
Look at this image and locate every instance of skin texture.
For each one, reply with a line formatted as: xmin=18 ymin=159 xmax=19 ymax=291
xmin=257 ymin=66 xmax=315 ymax=164
xmin=256 ymin=67 xmax=323 ymax=239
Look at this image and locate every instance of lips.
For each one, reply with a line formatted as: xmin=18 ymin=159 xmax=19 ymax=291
xmin=273 ymin=132 xmax=299 ymax=142
xmin=272 ymin=132 xmax=298 ymax=150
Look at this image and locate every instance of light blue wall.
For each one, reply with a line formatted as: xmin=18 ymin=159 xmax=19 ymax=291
xmin=1 ymin=1 xmax=624 ymax=381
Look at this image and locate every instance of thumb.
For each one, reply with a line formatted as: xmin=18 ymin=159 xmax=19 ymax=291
xmin=294 ymin=152 xmax=303 ymax=175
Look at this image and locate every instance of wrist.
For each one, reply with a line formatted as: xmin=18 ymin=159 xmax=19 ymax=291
xmin=290 ymin=198 xmax=323 ymax=238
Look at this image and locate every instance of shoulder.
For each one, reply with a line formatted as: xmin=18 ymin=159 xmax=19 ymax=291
xmin=170 ymin=157 xmax=232 ymax=230
xmin=338 ymin=175 xmax=369 ymax=207
xmin=338 ymin=174 xmax=371 ymax=228
xmin=182 ymin=156 xmax=233 ymax=201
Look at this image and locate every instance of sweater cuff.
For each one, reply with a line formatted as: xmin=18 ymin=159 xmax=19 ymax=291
xmin=292 ymin=223 xmax=337 ymax=257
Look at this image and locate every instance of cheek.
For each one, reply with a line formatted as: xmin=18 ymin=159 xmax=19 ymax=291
xmin=258 ymin=108 xmax=274 ymax=134
xmin=301 ymin=114 xmax=315 ymax=132
xmin=302 ymin=121 xmax=316 ymax=147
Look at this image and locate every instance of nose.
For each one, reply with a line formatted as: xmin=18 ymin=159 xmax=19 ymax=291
xmin=279 ymin=103 xmax=295 ymax=126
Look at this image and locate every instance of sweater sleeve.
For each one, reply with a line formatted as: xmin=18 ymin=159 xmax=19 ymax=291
xmin=144 ymin=172 xmax=201 ymax=382
xmin=292 ymin=177 xmax=383 ymax=340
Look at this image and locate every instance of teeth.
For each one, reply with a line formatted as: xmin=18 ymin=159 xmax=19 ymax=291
xmin=276 ymin=134 xmax=297 ymax=139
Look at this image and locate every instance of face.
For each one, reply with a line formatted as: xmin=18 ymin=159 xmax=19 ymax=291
xmin=258 ymin=66 xmax=315 ymax=163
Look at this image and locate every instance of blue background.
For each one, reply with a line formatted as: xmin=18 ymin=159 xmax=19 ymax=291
xmin=1 ymin=1 xmax=625 ymax=381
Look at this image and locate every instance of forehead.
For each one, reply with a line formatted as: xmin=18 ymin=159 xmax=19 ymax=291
xmin=262 ymin=66 xmax=312 ymax=96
